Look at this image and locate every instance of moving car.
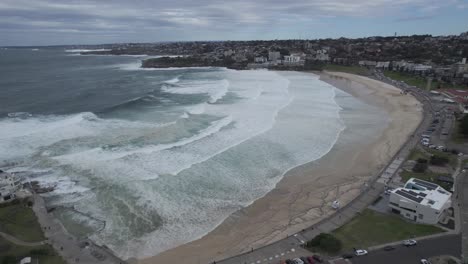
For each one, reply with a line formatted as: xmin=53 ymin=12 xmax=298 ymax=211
xmin=403 ymin=239 xmax=417 ymax=246
xmin=354 ymin=249 xmax=368 ymax=256
xmin=421 ymin=259 xmax=431 ymax=264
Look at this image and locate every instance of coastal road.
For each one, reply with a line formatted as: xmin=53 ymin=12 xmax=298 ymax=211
xmin=348 ymin=234 xmax=461 ymax=264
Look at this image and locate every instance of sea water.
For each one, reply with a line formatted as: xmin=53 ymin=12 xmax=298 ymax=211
xmin=0 ymin=48 xmax=348 ymax=259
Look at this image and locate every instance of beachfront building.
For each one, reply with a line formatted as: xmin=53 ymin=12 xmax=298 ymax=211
xmin=440 ymin=89 xmax=468 ymax=113
xmin=254 ymin=57 xmax=267 ymax=63
xmin=0 ymin=170 xmax=22 ymax=203
xmin=283 ymin=54 xmax=302 ymax=65
xmin=388 ymin=178 xmax=451 ymax=225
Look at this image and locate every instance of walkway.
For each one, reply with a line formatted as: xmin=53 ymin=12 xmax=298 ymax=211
xmin=0 ymin=231 xmax=46 ymax=247
xmin=31 ymin=193 xmax=126 ymax=264
xmin=218 ymin=73 xmax=434 ymax=264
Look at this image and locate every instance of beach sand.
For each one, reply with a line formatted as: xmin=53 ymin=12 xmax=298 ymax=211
xmin=137 ymin=72 xmax=423 ymax=264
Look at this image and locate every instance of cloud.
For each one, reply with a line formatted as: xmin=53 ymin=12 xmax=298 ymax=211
xmin=0 ymin=0 xmax=465 ymax=45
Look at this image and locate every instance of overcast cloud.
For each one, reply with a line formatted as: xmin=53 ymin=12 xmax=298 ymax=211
xmin=0 ymin=0 xmax=467 ymax=45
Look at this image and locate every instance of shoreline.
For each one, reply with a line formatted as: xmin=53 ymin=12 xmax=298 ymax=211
xmin=138 ymin=71 xmax=423 ymax=264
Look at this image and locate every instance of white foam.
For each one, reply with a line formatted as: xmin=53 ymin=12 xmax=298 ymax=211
xmin=162 ymin=79 xmax=229 ymax=103
xmin=65 ymin=49 xmax=111 ymax=53
xmin=1 ymin=69 xmax=352 ymax=260
xmin=163 ymin=76 xmax=180 ymax=84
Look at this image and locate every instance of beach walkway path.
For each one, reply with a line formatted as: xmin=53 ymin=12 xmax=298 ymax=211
xmin=31 ymin=193 xmax=126 ymax=264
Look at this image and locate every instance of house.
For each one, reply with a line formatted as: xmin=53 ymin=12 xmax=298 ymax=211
xmin=268 ymin=51 xmax=281 ymax=62
xmin=0 ymin=171 xmax=21 ymax=203
xmin=254 ymin=57 xmax=267 ymax=63
xmin=388 ymin=178 xmax=451 ymax=224
xmin=315 ymin=49 xmax=329 ymax=61
xmin=283 ymin=54 xmax=302 ymax=65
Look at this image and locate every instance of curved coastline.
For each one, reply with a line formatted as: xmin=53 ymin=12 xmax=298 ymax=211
xmin=138 ymin=71 xmax=423 ymax=264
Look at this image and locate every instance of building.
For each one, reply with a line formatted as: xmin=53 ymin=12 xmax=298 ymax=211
xmin=268 ymin=51 xmax=281 ymax=62
xmin=254 ymin=57 xmax=267 ymax=63
xmin=440 ymin=89 xmax=468 ymax=113
xmin=315 ymin=49 xmax=329 ymax=61
xmin=0 ymin=170 xmax=21 ymax=203
xmin=283 ymin=54 xmax=302 ymax=64
xmin=388 ymin=178 xmax=451 ymax=225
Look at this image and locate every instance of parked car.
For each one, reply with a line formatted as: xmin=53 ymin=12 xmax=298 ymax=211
xmin=383 ymin=245 xmax=395 ymax=251
xmin=403 ymin=239 xmax=417 ymax=246
xmin=312 ymin=255 xmax=324 ymax=263
xmin=429 ymin=144 xmax=436 ymax=149
xmin=355 ymin=249 xmax=368 ymax=256
xmin=342 ymin=253 xmax=354 ymax=259
xmin=306 ymin=256 xmax=315 ymax=264
xmin=421 ymin=259 xmax=431 ymax=264
xmin=293 ymin=258 xmax=304 ymax=264
xmin=300 ymin=257 xmax=310 ymax=264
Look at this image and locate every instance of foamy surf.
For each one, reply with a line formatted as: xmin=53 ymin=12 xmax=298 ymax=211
xmin=0 ymin=62 xmax=345 ymax=260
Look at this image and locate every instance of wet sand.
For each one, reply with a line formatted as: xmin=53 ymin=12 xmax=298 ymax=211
xmin=138 ymin=72 xmax=423 ymax=264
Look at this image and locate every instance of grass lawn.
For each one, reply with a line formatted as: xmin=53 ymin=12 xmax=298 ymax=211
xmin=383 ymin=71 xmax=438 ymax=90
xmin=324 ymin=65 xmax=370 ymax=76
xmin=0 ymin=237 xmax=65 ymax=264
xmin=400 ymin=170 xmax=452 ymax=191
xmin=332 ymin=209 xmax=444 ymax=251
xmin=407 ymin=148 xmax=430 ymax=161
xmin=0 ymin=201 xmax=45 ymax=242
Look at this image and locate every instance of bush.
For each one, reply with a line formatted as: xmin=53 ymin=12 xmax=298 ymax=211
xmin=1 ymin=256 xmax=17 ymax=264
xmin=29 ymin=248 xmax=50 ymax=256
xmin=306 ymin=233 xmax=342 ymax=253
xmin=430 ymin=156 xmax=449 ymax=166
xmin=412 ymin=162 xmax=428 ymax=173
xmin=416 ymin=158 xmax=428 ymax=164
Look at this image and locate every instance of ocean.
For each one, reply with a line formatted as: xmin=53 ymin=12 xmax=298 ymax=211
xmin=0 ymin=47 xmax=354 ymax=258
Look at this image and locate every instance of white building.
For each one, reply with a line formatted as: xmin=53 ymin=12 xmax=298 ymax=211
xmin=254 ymin=57 xmax=267 ymax=63
xmin=0 ymin=171 xmax=21 ymax=203
xmin=283 ymin=54 xmax=302 ymax=64
xmin=388 ymin=178 xmax=451 ymax=225
xmin=315 ymin=49 xmax=329 ymax=61
xmin=376 ymin=61 xmax=390 ymax=70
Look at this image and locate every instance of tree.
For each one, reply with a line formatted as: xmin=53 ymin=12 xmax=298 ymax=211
xmin=306 ymin=233 xmax=342 ymax=253
xmin=412 ymin=162 xmax=428 ymax=173
xmin=460 ymin=115 xmax=468 ymax=136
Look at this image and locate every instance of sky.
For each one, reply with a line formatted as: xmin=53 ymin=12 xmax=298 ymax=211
xmin=0 ymin=0 xmax=467 ymax=46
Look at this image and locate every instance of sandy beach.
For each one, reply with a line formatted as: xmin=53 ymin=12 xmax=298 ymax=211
xmin=138 ymin=71 xmax=423 ymax=264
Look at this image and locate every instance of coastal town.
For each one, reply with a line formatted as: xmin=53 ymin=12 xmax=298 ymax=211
xmin=81 ymin=31 xmax=468 ymax=88
xmin=2 ymin=32 xmax=468 ymax=264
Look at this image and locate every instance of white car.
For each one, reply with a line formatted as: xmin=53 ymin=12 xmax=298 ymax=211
xmin=403 ymin=239 xmax=417 ymax=246
xmin=458 ymin=152 xmax=464 ymax=157
xmin=292 ymin=258 xmax=304 ymax=264
xmin=355 ymin=249 xmax=368 ymax=256
xmin=421 ymin=259 xmax=431 ymax=264
xmin=436 ymin=145 xmax=445 ymax=150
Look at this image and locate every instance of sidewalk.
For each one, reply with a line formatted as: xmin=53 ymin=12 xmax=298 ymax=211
xmin=0 ymin=231 xmax=46 ymax=247
xmin=32 ymin=193 xmax=126 ymax=264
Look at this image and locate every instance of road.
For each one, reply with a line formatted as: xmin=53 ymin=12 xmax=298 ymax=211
xmin=349 ymin=235 xmax=461 ymax=264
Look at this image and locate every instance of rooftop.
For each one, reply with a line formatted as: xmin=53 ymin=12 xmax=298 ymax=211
xmin=393 ymin=178 xmax=451 ymax=210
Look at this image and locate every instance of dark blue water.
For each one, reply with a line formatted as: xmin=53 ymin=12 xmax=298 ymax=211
xmin=0 ymin=48 xmax=207 ymax=117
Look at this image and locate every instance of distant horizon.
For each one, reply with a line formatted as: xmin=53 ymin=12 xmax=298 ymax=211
xmin=1 ymin=0 xmax=467 ymax=46
xmin=1 ymin=30 xmax=467 ymax=48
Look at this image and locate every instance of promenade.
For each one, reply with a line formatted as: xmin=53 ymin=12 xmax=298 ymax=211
xmin=217 ymin=72 xmax=434 ymax=264
xmin=31 ymin=193 xmax=126 ymax=264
